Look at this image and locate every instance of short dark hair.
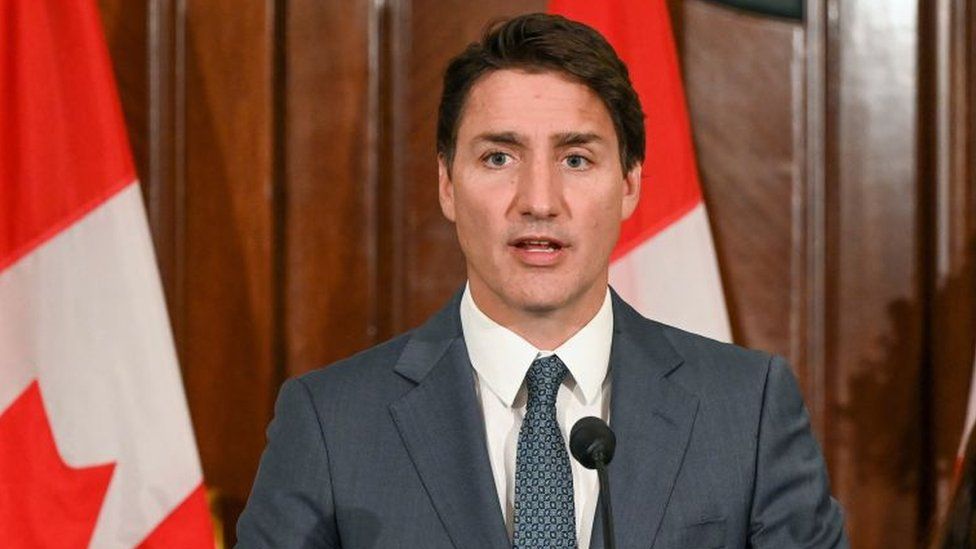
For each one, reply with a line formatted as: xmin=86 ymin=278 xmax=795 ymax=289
xmin=436 ymin=13 xmax=645 ymax=174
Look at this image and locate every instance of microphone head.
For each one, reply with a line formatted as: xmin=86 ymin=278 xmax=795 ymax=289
xmin=570 ymin=416 xmax=616 ymax=469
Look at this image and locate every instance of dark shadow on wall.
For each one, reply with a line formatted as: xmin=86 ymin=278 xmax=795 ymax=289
xmin=846 ymin=297 xmax=923 ymax=513
xmin=844 ymin=235 xmax=976 ymax=545
xmin=926 ymin=239 xmax=976 ymax=547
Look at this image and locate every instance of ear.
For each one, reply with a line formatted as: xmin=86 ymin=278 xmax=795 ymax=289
xmin=438 ymin=155 xmax=457 ymax=222
xmin=620 ymin=163 xmax=641 ymax=220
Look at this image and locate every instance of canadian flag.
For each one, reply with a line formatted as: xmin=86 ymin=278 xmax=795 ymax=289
xmin=0 ymin=1 xmax=214 ymax=547
xmin=549 ymin=0 xmax=732 ymax=342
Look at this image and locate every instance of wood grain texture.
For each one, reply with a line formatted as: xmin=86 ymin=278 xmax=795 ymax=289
xmin=682 ymin=0 xmax=939 ymax=545
xmin=826 ymin=1 xmax=924 ymax=545
xmin=924 ymin=0 xmax=976 ymax=527
xmin=143 ymin=0 xmax=184 ymax=342
xmin=178 ymin=0 xmax=276 ymax=529
xmin=97 ymin=0 xmax=149 ymax=183
xmin=283 ymin=0 xmax=377 ymax=375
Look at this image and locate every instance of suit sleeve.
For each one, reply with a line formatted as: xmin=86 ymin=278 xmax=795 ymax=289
xmin=236 ymin=378 xmax=339 ymax=548
xmin=749 ymin=355 xmax=849 ymax=548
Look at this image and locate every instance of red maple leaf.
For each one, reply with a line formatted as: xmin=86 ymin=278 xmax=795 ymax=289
xmin=0 ymin=381 xmax=116 ymax=548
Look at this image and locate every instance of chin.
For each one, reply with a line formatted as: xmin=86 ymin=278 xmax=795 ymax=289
xmin=517 ymin=298 xmax=563 ymax=315
xmin=505 ymin=285 xmax=572 ymax=314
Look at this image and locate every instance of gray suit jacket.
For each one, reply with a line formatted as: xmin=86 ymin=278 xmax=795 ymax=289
xmin=236 ymin=290 xmax=848 ymax=548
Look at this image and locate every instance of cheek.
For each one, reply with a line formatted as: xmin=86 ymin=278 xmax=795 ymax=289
xmin=454 ymin=193 xmax=500 ymax=250
xmin=584 ymin=192 xmax=624 ymax=229
xmin=455 ymin=196 xmax=483 ymax=229
xmin=579 ymin=193 xmax=624 ymax=255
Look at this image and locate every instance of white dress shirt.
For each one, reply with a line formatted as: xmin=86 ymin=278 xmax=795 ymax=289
xmin=460 ymin=284 xmax=613 ymax=548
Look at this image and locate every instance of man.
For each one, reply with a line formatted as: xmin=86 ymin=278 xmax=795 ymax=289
xmin=236 ymin=13 xmax=848 ymax=548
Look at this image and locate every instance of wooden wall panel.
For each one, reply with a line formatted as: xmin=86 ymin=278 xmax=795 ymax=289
xmin=826 ymin=2 xmax=924 ymax=545
xmin=283 ymin=1 xmax=377 ymax=375
xmin=925 ymin=0 xmax=976 ymax=527
xmin=178 ymin=0 xmax=277 ymax=534
xmin=98 ymin=1 xmax=149 ymax=183
xmin=680 ymin=0 xmax=961 ymax=545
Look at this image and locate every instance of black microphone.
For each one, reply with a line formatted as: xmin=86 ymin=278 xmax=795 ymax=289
xmin=570 ymin=417 xmax=616 ymax=549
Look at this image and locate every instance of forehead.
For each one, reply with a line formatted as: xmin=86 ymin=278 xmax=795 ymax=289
xmin=457 ymin=69 xmax=616 ymax=141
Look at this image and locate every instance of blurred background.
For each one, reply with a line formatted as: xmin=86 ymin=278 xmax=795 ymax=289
xmin=94 ymin=0 xmax=975 ymax=546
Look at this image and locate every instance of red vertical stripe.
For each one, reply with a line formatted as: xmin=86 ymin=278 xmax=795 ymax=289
xmin=136 ymin=484 xmax=214 ymax=549
xmin=0 ymin=0 xmax=136 ymax=271
xmin=548 ymin=0 xmax=703 ymax=260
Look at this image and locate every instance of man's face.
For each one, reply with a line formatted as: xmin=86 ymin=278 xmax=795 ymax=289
xmin=439 ymin=69 xmax=641 ymax=322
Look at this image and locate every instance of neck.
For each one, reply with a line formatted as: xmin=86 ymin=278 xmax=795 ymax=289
xmin=468 ymin=280 xmax=607 ymax=350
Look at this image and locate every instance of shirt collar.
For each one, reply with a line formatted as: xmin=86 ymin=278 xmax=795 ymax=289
xmin=459 ymin=283 xmax=613 ymax=407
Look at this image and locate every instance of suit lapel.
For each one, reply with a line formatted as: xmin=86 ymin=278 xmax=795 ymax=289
xmin=388 ymin=294 xmax=510 ymax=549
xmin=589 ymin=294 xmax=699 ymax=549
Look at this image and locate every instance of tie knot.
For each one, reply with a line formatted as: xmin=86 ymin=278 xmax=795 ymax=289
xmin=525 ymin=355 xmax=568 ymax=406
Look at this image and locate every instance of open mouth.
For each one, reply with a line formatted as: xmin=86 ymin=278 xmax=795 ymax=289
xmin=511 ymin=237 xmax=566 ymax=252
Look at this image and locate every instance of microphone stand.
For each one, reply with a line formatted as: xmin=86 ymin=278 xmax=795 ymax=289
xmin=595 ymin=452 xmax=615 ymax=549
xmin=570 ymin=416 xmax=616 ymax=549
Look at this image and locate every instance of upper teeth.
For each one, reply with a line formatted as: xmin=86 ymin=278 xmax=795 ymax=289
xmin=522 ymin=240 xmax=556 ymax=249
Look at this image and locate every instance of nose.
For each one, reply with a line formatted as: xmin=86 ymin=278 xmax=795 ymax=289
xmin=514 ymin=157 xmax=563 ymax=219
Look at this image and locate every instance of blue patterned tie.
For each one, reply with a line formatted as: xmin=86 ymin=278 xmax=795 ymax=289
xmin=512 ymin=355 xmax=577 ymax=548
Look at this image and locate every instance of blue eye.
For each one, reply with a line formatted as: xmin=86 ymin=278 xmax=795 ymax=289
xmin=484 ymin=152 xmax=511 ymax=167
xmin=564 ymin=155 xmax=590 ymax=169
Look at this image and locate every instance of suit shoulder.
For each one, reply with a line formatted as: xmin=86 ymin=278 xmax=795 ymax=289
xmin=646 ymin=321 xmax=785 ymax=427
xmin=657 ymin=320 xmax=771 ymax=369
xmin=633 ymin=316 xmax=777 ymax=396
xmin=612 ymin=291 xmax=772 ymax=377
xmin=295 ymin=331 xmax=414 ymax=394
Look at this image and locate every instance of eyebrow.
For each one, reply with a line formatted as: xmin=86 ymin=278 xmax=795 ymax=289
xmin=472 ymin=131 xmax=604 ymax=148
xmin=473 ymin=131 xmax=524 ymax=147
xmin=553 ymin=132 xmax=603 ymax=147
